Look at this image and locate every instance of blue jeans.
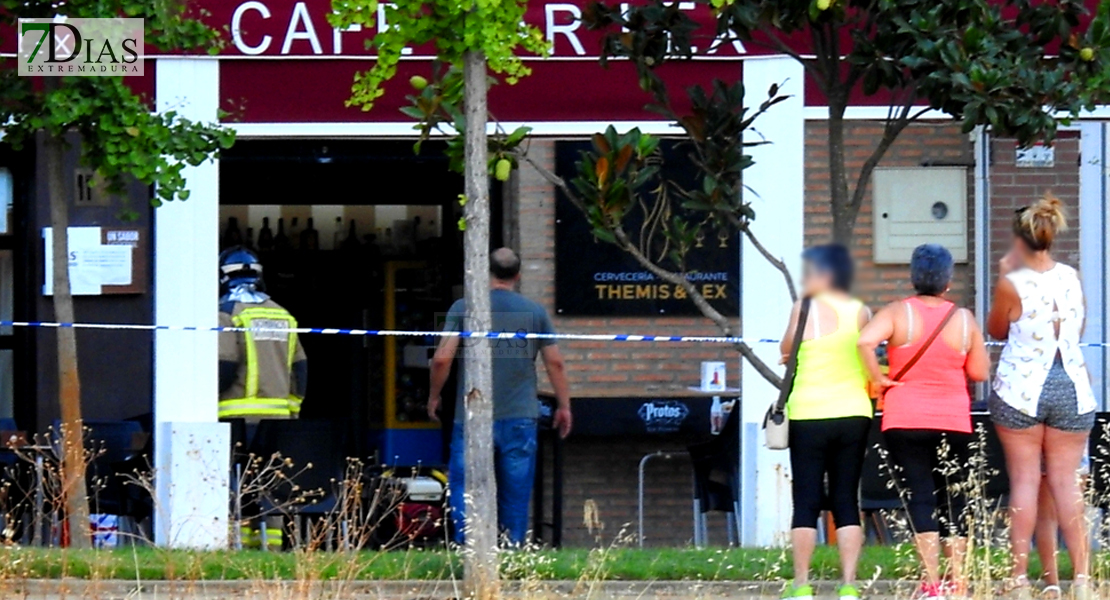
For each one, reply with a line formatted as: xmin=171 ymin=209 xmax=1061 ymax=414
xmin=448 ymin=418 xmax=538 ymax=546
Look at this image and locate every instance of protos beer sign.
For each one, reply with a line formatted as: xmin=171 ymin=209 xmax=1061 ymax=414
xmin=637 ymin=401 xmax=690 ymax=434
xmin=222 ymin=0 xmax=747 ymax=58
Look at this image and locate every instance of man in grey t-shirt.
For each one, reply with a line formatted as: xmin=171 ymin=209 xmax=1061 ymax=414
xmin=428 ymin=248 xmax=572 ymax=545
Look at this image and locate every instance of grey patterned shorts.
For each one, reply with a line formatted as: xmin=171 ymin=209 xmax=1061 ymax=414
xmin=990 ymin=356 xmax=1095 ymax=433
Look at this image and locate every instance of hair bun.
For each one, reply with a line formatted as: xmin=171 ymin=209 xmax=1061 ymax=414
xmin=1031 ymin=192 xmax=1067 ymax=227
xmin=1014 ymin=192 xmax=1067 ymax=251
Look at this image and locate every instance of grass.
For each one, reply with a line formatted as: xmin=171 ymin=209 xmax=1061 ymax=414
xmin=0 ymin=545 xmax=1078 ymax=581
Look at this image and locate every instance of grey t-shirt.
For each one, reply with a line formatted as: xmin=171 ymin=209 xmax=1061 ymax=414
xmin=444 ymin=289 xmax=556 ymax=421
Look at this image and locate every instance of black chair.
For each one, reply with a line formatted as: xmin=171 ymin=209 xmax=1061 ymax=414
xmin=82 ymin=420 xmax=144 ymax=516
xmin=1089 ymin=413 xmax=1110 ymax=509
xmin=859 ymin=419 xmax=901 ymax=543
xmin=687 ymin=403 xmax=741 ymax=546
xmin=970 ymin=414 xmax=1010 ymax=503
xmin=248 ymin=420 xmax=351 ymax=548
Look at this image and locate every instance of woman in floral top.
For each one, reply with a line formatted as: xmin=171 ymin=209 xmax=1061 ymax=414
xmin=987 ymin=193 xmax=1094 ymax=600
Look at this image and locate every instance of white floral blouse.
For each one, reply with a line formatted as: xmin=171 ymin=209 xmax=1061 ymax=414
xmin=993 ymin=263 xmax=1096 ymax=416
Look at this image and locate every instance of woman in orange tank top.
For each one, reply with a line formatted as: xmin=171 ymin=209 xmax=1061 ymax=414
xmin=857 ymin=244 xmax=989 ymax=598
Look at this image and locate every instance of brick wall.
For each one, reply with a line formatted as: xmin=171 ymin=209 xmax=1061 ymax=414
xmin=538 ymin=438 xmax=730 ymax=548
xmin=517 ymin=140 xmax=738 ymax=394
xmin=986 ymin=134 xmax=1082 ymax=274
xmin=803 ymin=120 xmax=977 ymax=311
xmin=513 ymin=124 xmax=1086 ymax=548
xmin=517 ymin=140 xmax=737 ymax=548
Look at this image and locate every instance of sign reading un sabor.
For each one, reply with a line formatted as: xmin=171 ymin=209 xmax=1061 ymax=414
xmin=18 ymin=18 xmax=143 ymax=76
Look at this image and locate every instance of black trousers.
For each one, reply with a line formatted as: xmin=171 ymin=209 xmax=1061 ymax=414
xmin=883 ymin=429 xmax=971 ymax=536
xmin=789 ymin=417 xmax=871 ymax=529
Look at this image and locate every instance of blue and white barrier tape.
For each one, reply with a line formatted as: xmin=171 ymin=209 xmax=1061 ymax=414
xmin=2 ymin=319 xmax=1108 ymax=348
xmin=0 ymin=320 xmax=766 ymax=344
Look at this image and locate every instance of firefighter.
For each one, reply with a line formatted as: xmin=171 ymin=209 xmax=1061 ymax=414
xmin=217 ymin=246 xmax=307 ymax=549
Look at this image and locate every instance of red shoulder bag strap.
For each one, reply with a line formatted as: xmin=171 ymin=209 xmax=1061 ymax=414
xmin=890 ymin=302 xmax=960 ymax=382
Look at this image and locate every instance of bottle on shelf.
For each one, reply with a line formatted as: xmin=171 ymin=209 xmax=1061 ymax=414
xmin=301 ymin=217 xmax=319 ymax=251
xmin=383 ymin=227 xmax=395 ymax=255
xmin=274 ymin=217 xmax=291 ymax=251
xmin=332 ymin=216 xmax=344 ymax=250
xmin=710 ymin=396 xmax=723 ymax=434
xmin=341 ymin=219 xmax=360 ymax=251
xmin=244 ymin=227 xmax=256 ymax=251
xmin=257 ymin=217 xmax=274 ymax=252
xmin=222 ymin=217 xmax=243 ymax=249
xmin=288 ymin=217 xmax=301 ymax=250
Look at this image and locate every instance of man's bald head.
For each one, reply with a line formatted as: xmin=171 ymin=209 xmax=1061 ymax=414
xmin=490 ymin=247 xmax=521 ymax=281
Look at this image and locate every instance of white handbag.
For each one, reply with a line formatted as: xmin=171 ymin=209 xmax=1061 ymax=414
xmin=762 ymin=297 xmax=810 ymax=450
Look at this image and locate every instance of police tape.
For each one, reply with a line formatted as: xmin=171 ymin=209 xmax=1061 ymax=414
xmin=0 ymin=320 xmax=764 ymax=343
xmin=3 ymin=319 xmax=1109 ymax=348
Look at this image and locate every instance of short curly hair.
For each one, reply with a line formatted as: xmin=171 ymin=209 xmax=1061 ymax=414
xmin=802 ymin=243 xmax=854 ymax=292
xmin=910 ymin=244 xmax=953 ymax=296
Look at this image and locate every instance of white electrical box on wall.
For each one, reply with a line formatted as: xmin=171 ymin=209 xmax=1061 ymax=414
xmin=872 ymin=167 xmax=968 ymax=264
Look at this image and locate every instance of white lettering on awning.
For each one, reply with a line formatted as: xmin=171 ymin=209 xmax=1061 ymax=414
xmin=281 ymin=2 xmax=323 ymax=55
xmin=231 ymin=1 xmax=272 ymax=55
xmin=545 ymin=3 xmax=585 ymax=56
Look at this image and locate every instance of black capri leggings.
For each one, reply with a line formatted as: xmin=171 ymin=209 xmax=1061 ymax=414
xmin=788 ymin=416 xmax=871 ymax=529
xmin=883 ymin=429 xmax=971 ymax=536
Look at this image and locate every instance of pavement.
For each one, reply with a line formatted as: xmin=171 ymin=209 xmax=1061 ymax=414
xmin=0 ymin=580 xmax=915 ymax=600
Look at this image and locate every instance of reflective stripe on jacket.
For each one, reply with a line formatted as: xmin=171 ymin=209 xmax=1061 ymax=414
xmin=218 ymin=306 xmax=303 ymax=420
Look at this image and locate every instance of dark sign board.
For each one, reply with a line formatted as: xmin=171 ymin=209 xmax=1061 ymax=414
xmin=539 ymin=393 xmax=737 ymax=439
xmin=554 ymin=140 xmax=740 ymax=316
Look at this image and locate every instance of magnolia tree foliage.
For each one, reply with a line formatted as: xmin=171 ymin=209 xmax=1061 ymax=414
xmin=0 ymin=0 xmax=233 ymax=548
xmin=396 ymin=60 xmax=793 ymax=386
xmin=584 ymin=0 xmax=1110 ymax=242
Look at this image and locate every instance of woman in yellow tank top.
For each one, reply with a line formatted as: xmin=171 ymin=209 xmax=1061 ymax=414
xmin=778 ymin=244 xmax=872 ymax=600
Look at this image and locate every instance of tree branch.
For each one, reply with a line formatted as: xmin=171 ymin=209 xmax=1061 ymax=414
xmin=516 ymin=146 xmax=784 ymax=388
xmin=729 ymin=216 xmax=798 ymax=302
xmin=610 ymin=227 xmax=784 ymax=388
xmin=754 ymin=25 xmax=826 ymax=90
xmin=847 ymin=86 xmax=922 ymax=215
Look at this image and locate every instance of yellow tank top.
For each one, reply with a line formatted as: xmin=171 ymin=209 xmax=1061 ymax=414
xmin=786 ymin=295 xmax=873 ymax=421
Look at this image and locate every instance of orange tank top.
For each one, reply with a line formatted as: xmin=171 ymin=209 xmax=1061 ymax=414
xmin=881 ymin=297 xmax=972 ymax=434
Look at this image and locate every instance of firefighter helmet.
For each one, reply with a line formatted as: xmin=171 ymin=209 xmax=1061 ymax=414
xmin=219 ymin=246 xmax=264 ymax=294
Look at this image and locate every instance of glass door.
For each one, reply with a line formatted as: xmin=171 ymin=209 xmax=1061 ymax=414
xmin=0 ymin=167 xmax=16 ymax=422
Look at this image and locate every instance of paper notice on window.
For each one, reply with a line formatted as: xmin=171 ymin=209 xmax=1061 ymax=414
xmin=43 ymin=227 xmax=133 ymax=295
xmin=72 ymin=246 xmax=132 ymax=288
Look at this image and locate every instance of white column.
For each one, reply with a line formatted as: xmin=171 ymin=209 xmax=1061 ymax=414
xmin=972 ymin=128 xmax=991 ymax=402
xmin=1079 ymin=122 xmax=1108 ymax=408
xmin=739 ymin=56 xmax=804 ymax=546
xmin=153 ymin=58 xmax=229 ymax=548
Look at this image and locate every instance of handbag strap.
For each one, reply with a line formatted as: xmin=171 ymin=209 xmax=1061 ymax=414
xmin=773 ymin=297 xmax=811 ymax=414
xmin=890 ymin=301 xmax=960 ymax=382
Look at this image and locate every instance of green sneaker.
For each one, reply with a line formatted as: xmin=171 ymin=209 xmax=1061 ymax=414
xmin=782 ymin=582 xmax=814 ymax=600
xmin=838 ymin=584 xmax=862 ymax=600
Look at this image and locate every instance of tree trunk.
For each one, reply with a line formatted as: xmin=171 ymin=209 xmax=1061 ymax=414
xmin=44 ymin=133 xmax=91 ymax=549
xmin=461 ymin=48 xmax=499 ymax=600
xmin=826 ymin=97 xmax=856 ymax=245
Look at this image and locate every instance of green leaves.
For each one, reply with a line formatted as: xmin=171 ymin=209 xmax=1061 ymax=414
xmin=0 ymin=0 xmax=233 ymax=209
xmin=331 ymin=0 xmax=550 ymax=113
xmin=590 ymin=0 xmax=1110 ymax=149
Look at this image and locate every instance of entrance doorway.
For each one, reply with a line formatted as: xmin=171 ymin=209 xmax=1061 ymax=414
xmin=219 ymin=139 xmax=501 ymax=465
